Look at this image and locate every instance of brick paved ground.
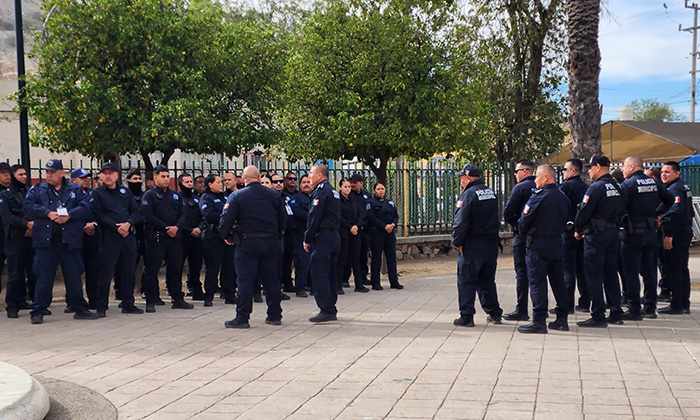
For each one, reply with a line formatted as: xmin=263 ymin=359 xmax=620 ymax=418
xmin=2 ymin=264 xmax=700 ymax=420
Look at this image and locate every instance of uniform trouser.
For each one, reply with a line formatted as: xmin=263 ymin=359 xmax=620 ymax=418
xmin=457 ymin=242 xmax=502 ymax=317
xmin=527 ymin=241 xmax=570 ymax=323
xmin=31 ymin=241 xmax=89 ymax=316
xmin=293 ymin=231 xmax=310 ymax=293
xmin=96 ymin=231 xmax=137 ymax=311
xmin=657 ymin=232 xmax=669 ymax=294
xmin=115 ymin=226 xmax=145 ymax=297
xmin=83 ymin=232 xmax=101 ymax=306
xmin=359 ymin=230 xmax=370 ymax=280
xmin=584 ymin=229 xmax=623 ymax=322
xmin=310 ymin=231 xmax=340 ymax=315
xmin=281 ymin=232 xmax=295 ymax=290
xmin=234 ymin=237 xmax=282 ymax=322
xmin=621 ymin=229 xmax=658 ymax=315
xmin=562 ymin=234 xmax=588 ymax=309
xmin=339 ymin=233 xmax=363 ymax=289
xmin=202 ymin=237 xmax=236 ymax=300
xmin=663 ymin=228 xmax=692 ymax=311
xmin=512 ymin=236 xmax=529 ymax=315
xmin=4 ymin=235 xmax=35 ymax=310
xmin=369 ymin=230 xmax=399 ymax=286
xmin=182 ymin=234 xmax=203 ymax=293
xmin=0 ymin=233 xmax=5 ymax=293
xmin=143 ymin=235 xmax=185 ymax=304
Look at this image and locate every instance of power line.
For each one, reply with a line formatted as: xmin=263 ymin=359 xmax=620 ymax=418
xmin=680 ymin=1 xmax=700 ymax=122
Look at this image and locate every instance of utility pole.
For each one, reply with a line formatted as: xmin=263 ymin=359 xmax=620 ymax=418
xmin=681 ymin=1 xmax=700 ymax=122
xmin=14 ymin=0 xmax=30 ymax=175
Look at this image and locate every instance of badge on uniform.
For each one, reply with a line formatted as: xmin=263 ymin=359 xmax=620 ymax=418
xmin=389 ymin=200 xmax=394 ymax=207
xmin=214 ymin=199 xmax=220 ymax=203
xmin=312 ymin=199 xmax=319 ymax=206
xmin=194 ymin=198 xmax=199 ymax=203
xmin=582 ymin=195 xmax=589 ymax=204
xmin=173 ymin=194 xmax=179 ymax=201
xmin=363 ymin=194 xmax=368 ymax=199
xmin=69 ymin=191 xmax=76 ymax=199
xmin=202 ymin=204 xmax=208 ymax=210
xmin=120 ymin=187 xmax=127 ymax=194
xmin=366 ymin=203 xmax=371 ymax=210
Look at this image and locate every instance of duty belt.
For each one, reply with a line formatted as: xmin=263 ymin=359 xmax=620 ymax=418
xmin=240 ymin=232 xmax=277 ymax=240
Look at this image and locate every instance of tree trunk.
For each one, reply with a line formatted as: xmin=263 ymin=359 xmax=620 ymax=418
xmin=567 ymin=0 xmax=602 ymax=161
xmin=140 ymin=151 xmax=154 ymax=171
xmin=363 ymin=151 xmax=389 ymax=186
xmin=139 ymin=148 xmax=174 ymax=170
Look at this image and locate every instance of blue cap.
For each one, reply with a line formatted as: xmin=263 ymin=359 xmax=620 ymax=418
xmin=70 ymin=168 xmax=90 ymax=178
xmin=45 ymin=159 xmax=64 ymax=172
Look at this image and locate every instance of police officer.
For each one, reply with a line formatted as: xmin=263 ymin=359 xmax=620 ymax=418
xmin=141 ymin=165 xmax=194 ymax=313
xmin=658 ymin=161 xmax=694 ymax=315
xmin=0 ymin=161 xmax=10 ymax=295
xmin=503 ymin=159 xmax=536 ymax=321
xmin=89 ymin=162 xmax=144 ymax=317
xmin=200 ymin=174 xmax=237 ymax=306
xmin=117 ymin=169 xmax=147 ymax=301
xmin=338 ymin=178 xmax=370 ymax=293
xmin=367 ymin=182 xmax=403 ymax=290
xmin=290 ymin=174 xmax=312 ymax=297
xmin=517 ymin=165 xmax=571 ymax=333
xmin=451 ymin=164 xmax=503 ymax=327
xmin=219 ymin=166 xmax=285 ymax=328
xmin=178 ymin=173 xmax=204 ymax=300
xmin=304 ymin=164 xmax=341 ymax=322
xmin=25 ymin=159 xmax=99 ymax=324
xmin=619 ymin=155 xmax=674 ymax=320
xmin=559 ymin=158 xmax=590 ymax=312
xmin=193 ymin=175 xmax=206 ymax=196
xmin=71 ymin=167 xmax=100 ymax=310
xmin=224 ymin=171 xmax=237 ymax=197
xmin=575 ymin=155 xmax=625 ymax=327
xmin=281 ymin=172 xmax=298 ymax=294
xmin=0 ymin=164 xmax=35 ymax=318
xmin=350 ymin=173 xmax=372 ymax=285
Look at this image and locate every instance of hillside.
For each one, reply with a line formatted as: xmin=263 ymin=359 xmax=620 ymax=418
xmin=0 ymin=0 xmax=42 ymax=79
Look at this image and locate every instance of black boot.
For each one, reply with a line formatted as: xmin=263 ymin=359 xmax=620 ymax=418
xmin=517 ymin=321 xmax=547 ymax=334
xmin=548 ymin=313 xmax=569 ymax=331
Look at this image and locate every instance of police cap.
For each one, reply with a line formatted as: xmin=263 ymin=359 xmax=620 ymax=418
xmin=455 ymin=164 xmax=482 ymax=178
xmin=585 ymin=155 xmax=611 ymax=167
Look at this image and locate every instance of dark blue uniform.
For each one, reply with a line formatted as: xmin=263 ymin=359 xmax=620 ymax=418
xmin=451 ymin=179 xmax=502 ymax=318
xmin=218 ymin=182 xmax=286 ymax=323
xmin=0 ymin=180 xmax=35 ymax=312
xmin=559 ymin=175 xmax=589 ymax=311
xmin=660 ymin=177 xmax=694 ymax=312
xmin=141 ymin=186 xmax=187 ymax=306
xmin=575 ymin=173 xmax=625 ymax=324
xmin=200 ymin=190 xmax=236 ymax=302
xmin=89 ymin=184 xmax=141 ymax=312
xmin=305 ymin=179 xmax=341 ymax=315
xmin=179 ymin=186 xmax=204 ymax=298
xmin=290 ymin=191 xmax=312 ymax=293
xmin=25 ymin=178 xmax=93 ymax=317
xmin=338 ymin=192 xmax=365 ymax=291
xmin=519 ymin=184 xmax=571 ymax=324
xmin=351 ymin=189 xmax=372 ymax=283
xmin=620 ymin=170 xmax=674 ymax=317
xmin=80 ymin=186 xmax=101 ymax=308
xmin=281 ymin=188 xmax=297 ymax=292
xmin=503 ymin=175 xmax=536 ymax=317
xmin=367 ymin=195 xmax=401 ymax=289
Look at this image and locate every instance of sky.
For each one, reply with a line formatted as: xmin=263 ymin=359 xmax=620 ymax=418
xmin=599 ymin=0 xmax=698 ymax=121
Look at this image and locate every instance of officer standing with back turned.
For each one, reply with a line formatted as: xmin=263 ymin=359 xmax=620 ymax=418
xmin=218 ymin=166 xmax=285 ymax=328
xmin=304 ymin=163 xmax=341 ymax=323
xmin=575 ymin=155 xmax=625 ymax=328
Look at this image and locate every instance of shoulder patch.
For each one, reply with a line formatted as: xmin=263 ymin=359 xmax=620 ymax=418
xmin=120 ymin=187 xmax=127 ymax=194
xmin=214 ymin=198 xmax=221 ymax=203
xmin=201 ymin=204 xmax=208 ymax=210
xmin=224 ymin=202 xmax=230 ymax=210
xmin=675 ymin=196 xmax=681 ymax=203
xmin=582 ymin=195 xmax=589 ymax=204
xmin=363 ymin=194 xmax=368 ymax=199
xmin=388 ymin=200 xmax=394 ymax=207
xmin=366 ymin=203 xmax=371 ymax=211
xmin=312 ymin=199 xmax=320 ymax=206
xmin=69 ymin=191 xmax=76 ymax=199
xmin=194 ymin=198 xmax=199 ymax=203
xmin=457 ymin=200 xmax=462 ymax=208
xmin=332 ymin=190 xmax=340 ymax=199
xmin=173 ymin=194 xmax=179 ymax=201
xmin=523 ymin=204 xmax=530 ymax=215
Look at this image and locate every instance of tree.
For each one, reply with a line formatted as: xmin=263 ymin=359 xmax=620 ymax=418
xmin=458 ymin=0 xmax=568 ymax=165
xmin=629 ymin=99 xmax=687 ymax=122
xmin=567 ymin=0 xmax=602 ymax=160
xmin=19 ymin=0 xmax=286 ymax=169
xmin=278 ymin=0 xmax=476 ymax=184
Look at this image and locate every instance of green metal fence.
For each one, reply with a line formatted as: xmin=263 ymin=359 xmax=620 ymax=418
xmin=12 ymin=157 xmax=700 ymax=237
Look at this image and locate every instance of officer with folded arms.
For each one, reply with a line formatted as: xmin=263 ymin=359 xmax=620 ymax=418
xmin=0 ymin=164 xmax=35 ymax=318
xmin=574 ymin=155 xmax=625 ymax=328
xmin=219 ymin=166 xmax=285 ymax=328
xmin=451 ymin=164 xmax=503 ymax=328
xmin=141 ymin=165 xmax=194 ymax=313
xmin=89 ymin=162 xmax=144 ymax=317
xmin=25 ymin=159 xmax=99 ymax=324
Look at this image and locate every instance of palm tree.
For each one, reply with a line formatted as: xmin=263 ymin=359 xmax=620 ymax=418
xmin=567 ymin=0 xmax=602 ymax=160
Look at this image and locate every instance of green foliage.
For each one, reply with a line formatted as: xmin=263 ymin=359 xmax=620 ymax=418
xmin=629 ymin=99 xmax=687 ymax=122
xmin=457 ymin=0 xmax=568 ymax=164
xmin=19 ymin=0 xmax=286 ymax=168
xmin=278 ymin=0 xmax=479 ymax=182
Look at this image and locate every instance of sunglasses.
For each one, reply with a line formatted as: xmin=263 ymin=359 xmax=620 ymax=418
xmin=286 ymin=177 xmax=297 ymax=181
xmin=271 ymin=180 xmax=284 ymax=184
xmin=514 ymin=168 xmax=528 ymax=174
